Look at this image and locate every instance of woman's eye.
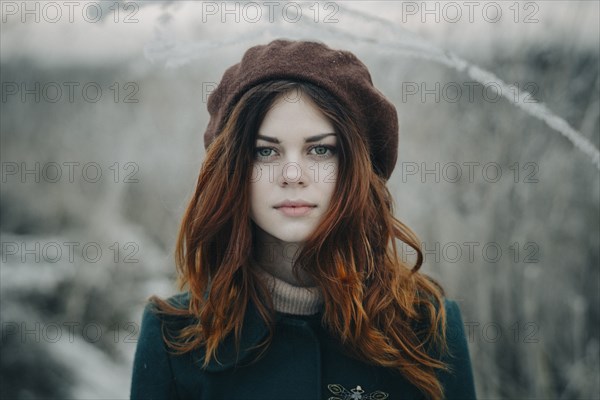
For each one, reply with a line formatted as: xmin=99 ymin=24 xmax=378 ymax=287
xmin=254 ymin=145 xmax=337 ymax=160
xmin=310 ymin=145 xmax=337 ymax=158
xmin=255 ymin=147 xmax=276 ymax=159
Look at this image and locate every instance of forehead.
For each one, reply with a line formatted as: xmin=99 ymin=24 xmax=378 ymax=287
xmin=257 ymin=94 xmax=335 ymax=140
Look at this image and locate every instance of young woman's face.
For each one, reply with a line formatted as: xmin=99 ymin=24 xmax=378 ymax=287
xmin=249 ymin=89 xmax=338 ymax=246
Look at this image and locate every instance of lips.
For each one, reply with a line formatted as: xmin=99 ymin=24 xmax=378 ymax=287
xmin=273 ymin=200 xmax=317 ymax=217
xmin=273 ymin=200 xmax=317 ymax=208
xmin=275 ymin=206 xmax=316 ymax=217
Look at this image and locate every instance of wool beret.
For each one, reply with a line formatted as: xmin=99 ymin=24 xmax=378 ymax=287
xmin=204 ymin=38 xmax=399 ymax=180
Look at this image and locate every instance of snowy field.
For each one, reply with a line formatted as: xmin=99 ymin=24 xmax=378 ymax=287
xmin=1 ymin=1 xmax=599 ymax=398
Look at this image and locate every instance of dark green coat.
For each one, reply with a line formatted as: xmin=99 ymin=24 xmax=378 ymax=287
xmin=130 ymin=292 xmax=477 ymax=399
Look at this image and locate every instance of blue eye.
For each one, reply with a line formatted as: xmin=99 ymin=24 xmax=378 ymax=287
xmin=310 ymin=145 xmax=337 ymax=158
xmin=254 ymin=147 xmax=277 ymax=160
xmin=253 ymin=144 xmax=337 ymax=161
xmin=256 ymin=147 xmax=275 ymax=158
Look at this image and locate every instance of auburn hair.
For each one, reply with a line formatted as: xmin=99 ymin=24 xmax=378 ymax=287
xmin=149 ymin=80 xmax=451 ymax=399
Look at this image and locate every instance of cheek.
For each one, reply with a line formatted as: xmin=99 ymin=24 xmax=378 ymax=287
xmin=322 ymin=186 xmax=336 ymax=207
xmin=319 ymin=162 xmax=338 ymax=198
xmin=250 ymin=165 xmax=272 ymax=188
xmin=318 ymin=159 xmax=337 ymax=183
xmin=249 ymin=164 xmax=263 ymax=183
xmin=249 ymin=180 xmax=269 ymax=217
xmin=249 ymin=186 xmax=259 ymax=213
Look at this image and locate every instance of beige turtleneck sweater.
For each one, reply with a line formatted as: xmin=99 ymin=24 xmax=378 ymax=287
xmin=252 ymin=262 xmax=324 ymax=316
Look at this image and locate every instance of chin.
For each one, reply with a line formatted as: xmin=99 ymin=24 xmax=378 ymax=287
xmin=251 ymin=217 xmax=320 ymax=245
xmin=256 ymin=224 xmax=317 ymax=244
xmin=267 ymin=230 xmax=311 ymax=244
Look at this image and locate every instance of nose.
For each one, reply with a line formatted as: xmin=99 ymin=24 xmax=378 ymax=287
xmin=277 ymin=161 xmax=308 ymax=187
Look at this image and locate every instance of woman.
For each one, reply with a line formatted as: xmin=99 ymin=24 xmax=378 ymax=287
xmin=131 ymin=39 xmax=477 ymax=400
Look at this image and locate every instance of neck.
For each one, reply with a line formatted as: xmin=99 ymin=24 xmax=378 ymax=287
xmin=253 ymin=230 xmax=314 ymax=287
xmin=251 ymin=259 xmax=324 ymax=316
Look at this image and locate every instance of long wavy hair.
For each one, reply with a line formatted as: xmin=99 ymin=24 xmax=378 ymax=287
xmin=150 ymin=79 xmax=451 ymax=399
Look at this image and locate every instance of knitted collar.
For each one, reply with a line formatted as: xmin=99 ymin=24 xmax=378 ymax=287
xmin=251 ymin=262 xmax=324 ymax=316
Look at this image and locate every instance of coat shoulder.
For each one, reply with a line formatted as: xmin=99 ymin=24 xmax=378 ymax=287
xmin=436 ymin=297 xmax=478 ymax=399
xmin=411 ymin=293 xmax=477 ymax=398
xmin=137 ymin=291 xmax=193 ymax=340
xmin=143 ymin=291 xmax=195 ymax=333
xmin=131 ymin=293 xmax=192 ymax=399
xmin=147 ymin=291 xmax=191 ymax=311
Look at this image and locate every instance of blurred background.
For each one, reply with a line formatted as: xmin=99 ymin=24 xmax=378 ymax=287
xmin=1 ymin=1 xmax=598 ymax=398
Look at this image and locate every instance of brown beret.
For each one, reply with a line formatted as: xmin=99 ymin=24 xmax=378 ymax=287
xmin=204 ymin=39 xmax=399 ymax=180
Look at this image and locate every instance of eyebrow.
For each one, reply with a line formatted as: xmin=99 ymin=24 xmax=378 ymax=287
xmin=256 ymin=133 xmax=337 ymax=144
